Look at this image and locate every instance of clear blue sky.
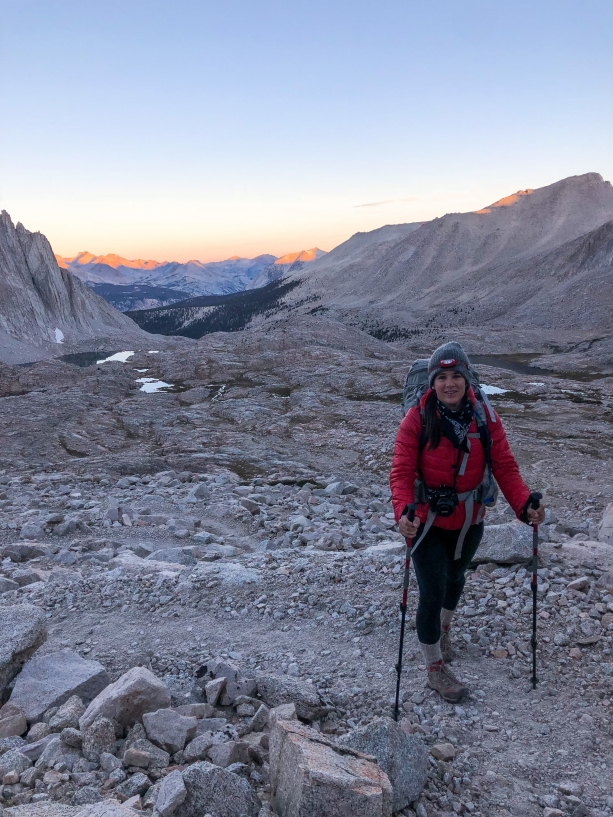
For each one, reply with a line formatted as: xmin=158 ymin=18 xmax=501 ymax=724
xmin=1 ymin=0 xmax=611 ymax=261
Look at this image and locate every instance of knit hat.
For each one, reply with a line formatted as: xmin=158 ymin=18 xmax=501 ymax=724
xmin=428 ymin=342 xmax=471 ymax=387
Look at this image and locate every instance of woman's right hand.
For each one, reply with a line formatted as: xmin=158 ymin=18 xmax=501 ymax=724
xmin=398 ymin=514 xmax=420 ymax=539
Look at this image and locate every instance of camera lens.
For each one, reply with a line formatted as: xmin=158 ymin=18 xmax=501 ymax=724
xmin=429 ymin=489 xmax=458 ymax=517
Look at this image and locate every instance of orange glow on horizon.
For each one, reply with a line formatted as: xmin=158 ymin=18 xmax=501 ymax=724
xmin=56 ymin=247 xmax=326 ymax=269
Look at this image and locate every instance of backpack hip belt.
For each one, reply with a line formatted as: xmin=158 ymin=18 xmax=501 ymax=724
xmin=411 ymin=486 xmax=487 ymax=559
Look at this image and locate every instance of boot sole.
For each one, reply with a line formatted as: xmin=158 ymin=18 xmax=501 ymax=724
xmin=427 ymin=680 xmax=469 ymax=703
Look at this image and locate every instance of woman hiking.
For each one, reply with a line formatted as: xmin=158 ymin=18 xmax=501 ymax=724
xmin=390 ymin=342 xmax=545 ymax=703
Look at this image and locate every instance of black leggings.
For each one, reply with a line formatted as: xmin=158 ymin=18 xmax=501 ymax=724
xmin=411 ymin=522 xmax=484 ymax=645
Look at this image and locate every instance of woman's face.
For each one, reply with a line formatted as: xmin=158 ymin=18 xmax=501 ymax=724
xmin=433 ymin=370 xmax=467 ymax=410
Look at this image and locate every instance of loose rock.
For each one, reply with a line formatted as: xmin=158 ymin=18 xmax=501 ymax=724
xmin=0 ymin=704 xmax=27 ymax=739
xmin=178 ymin=761 xmax=260 ymax=817
xmin=9 ymin=650 xmax=109 ymax=723
xmin=79 ymin=667 xmax=171 ymax=731
xmin=153 ymin=768 xmax=187 ymax=817
xmin=142 ymin=708 xmax=197 ymax=754
xmin=598 ymin=502 xmax=613 ymax=544
xmin=256 ymin=674 xmax=327 ymax=721
xmin=269 ymin=718 xmax=393 ymax=817
xmin=81 ymin=717 xmax=116 ymax=761
xmin=0 ymin=604 xmax=47 ymax=700
xmin=337 ymin=716 xmax=427 ymax=810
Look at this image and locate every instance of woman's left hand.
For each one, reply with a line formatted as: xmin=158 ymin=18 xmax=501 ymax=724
xmin=526 ymin=504 xmax=546 ymax=525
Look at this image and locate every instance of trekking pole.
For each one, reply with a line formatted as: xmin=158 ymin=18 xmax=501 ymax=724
xmin=529 ymin=492 xmax=543 ymax=690
xmin=394 ymin=505 xmax=416 ymax=722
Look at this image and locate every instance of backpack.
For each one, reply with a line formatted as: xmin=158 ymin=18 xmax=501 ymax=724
xmin=401 ymin=358 xmax=499 ymax=511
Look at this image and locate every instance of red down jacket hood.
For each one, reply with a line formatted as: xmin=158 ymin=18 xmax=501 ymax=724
xmin=390 ymin=388 xmax=530 ymax=530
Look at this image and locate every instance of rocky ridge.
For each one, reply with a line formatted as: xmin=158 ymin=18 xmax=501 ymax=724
xmin=274 ymin=172 xmax=613 ymax=345
xmin=126 ymin=174 xmax=613 ymax=364
xmin=0 ymin=213 xmax=149 ymax=365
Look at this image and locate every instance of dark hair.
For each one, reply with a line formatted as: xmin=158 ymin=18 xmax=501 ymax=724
xmin=423 ymin=391 xmax=442 ymax=450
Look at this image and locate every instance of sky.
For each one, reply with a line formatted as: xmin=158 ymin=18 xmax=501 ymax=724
xmin=1 ymin=0 xmax=612 ymax=262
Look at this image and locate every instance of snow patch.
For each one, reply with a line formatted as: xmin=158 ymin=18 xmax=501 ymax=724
xmin=136 ymin=377 xmax=172 ymax=393
xmin=481 ymin=384 xmax=509 ymax=395
xmin=54 ymin=328 xmax=64 ymax=344
xmin=96 ymin=351 xmax=135 ymax=364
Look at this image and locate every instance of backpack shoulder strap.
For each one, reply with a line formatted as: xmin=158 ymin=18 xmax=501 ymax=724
xmin=473 ymin=386 xmax=497 ymax=423
xmin=473 ymin=401 xmax=492 ymax=470
xmin=418 ymin=407 xmax=428 ymax=453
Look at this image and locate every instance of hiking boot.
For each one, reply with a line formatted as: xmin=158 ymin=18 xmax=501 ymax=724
xmin=427 ymin=661 xmax=469 ymax=703
xmin=440 ymin=629 xmax=458 ymax=663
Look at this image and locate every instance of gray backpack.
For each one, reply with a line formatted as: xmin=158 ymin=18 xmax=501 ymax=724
xmin=401 ymin=358 xmax=496 ymax=422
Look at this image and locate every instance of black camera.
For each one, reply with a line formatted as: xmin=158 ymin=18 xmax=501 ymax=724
xmin=428 ymin=487 xmax=459 ymax=517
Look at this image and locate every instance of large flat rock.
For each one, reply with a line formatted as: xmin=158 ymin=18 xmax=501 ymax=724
xmin=0 ymin=604 xmax=47 ymax=700
xmin=145 ymin=547 xmax=197 ymax=566
xmin=9 ymin=649 xmax=110 ymax=723
xmin=474 ymin=521 xmax=532 ymax=564
xmin=269 ymin=718 xmax=393 ymax=817
xmin=0 ymin=543 xmax=48 ymax=562
xmin=256 ymin=673 xmax=327 ymax=721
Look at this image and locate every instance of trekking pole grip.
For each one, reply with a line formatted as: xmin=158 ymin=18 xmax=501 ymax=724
xmin=529 ymin=492 xmax=543 ymax=513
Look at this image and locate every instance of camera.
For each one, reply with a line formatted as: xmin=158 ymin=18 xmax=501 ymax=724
xmin=428 ymin=487 xmax=459 ymax=517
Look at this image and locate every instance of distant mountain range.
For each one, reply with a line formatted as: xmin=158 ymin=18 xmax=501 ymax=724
xmin=128 ymin=173 xmax=613 ymax=341
xmin=4 ymin=171 xmax=612 ymax=364
xmin=56 ymin=247 xmax=327 ymax=310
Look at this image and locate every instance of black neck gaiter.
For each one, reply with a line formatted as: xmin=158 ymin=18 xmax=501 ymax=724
xmin=436 ymin=396 xmax=473 ymax=450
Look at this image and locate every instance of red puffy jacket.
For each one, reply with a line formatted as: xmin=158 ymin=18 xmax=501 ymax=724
xmin=390 ymin=388 xmax=530 ymax=529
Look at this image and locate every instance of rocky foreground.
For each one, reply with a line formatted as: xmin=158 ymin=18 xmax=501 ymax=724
xmin=0 ymin=317 xmax=613 ymax=817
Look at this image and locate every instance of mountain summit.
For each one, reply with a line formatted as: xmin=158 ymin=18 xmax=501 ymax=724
xmin=274 ymin=248 xmax=326 ymax=265
xmin=57 ymin=253 xmax=167 ymax=272
xmin=278 ymin=172 xmax=613 ymax=333
xmin=247 ymin=248 xmax=327 ymax=289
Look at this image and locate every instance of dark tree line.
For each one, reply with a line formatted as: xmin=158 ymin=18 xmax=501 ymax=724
xmin=127 ymin=279 xmax=301 ymax=339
